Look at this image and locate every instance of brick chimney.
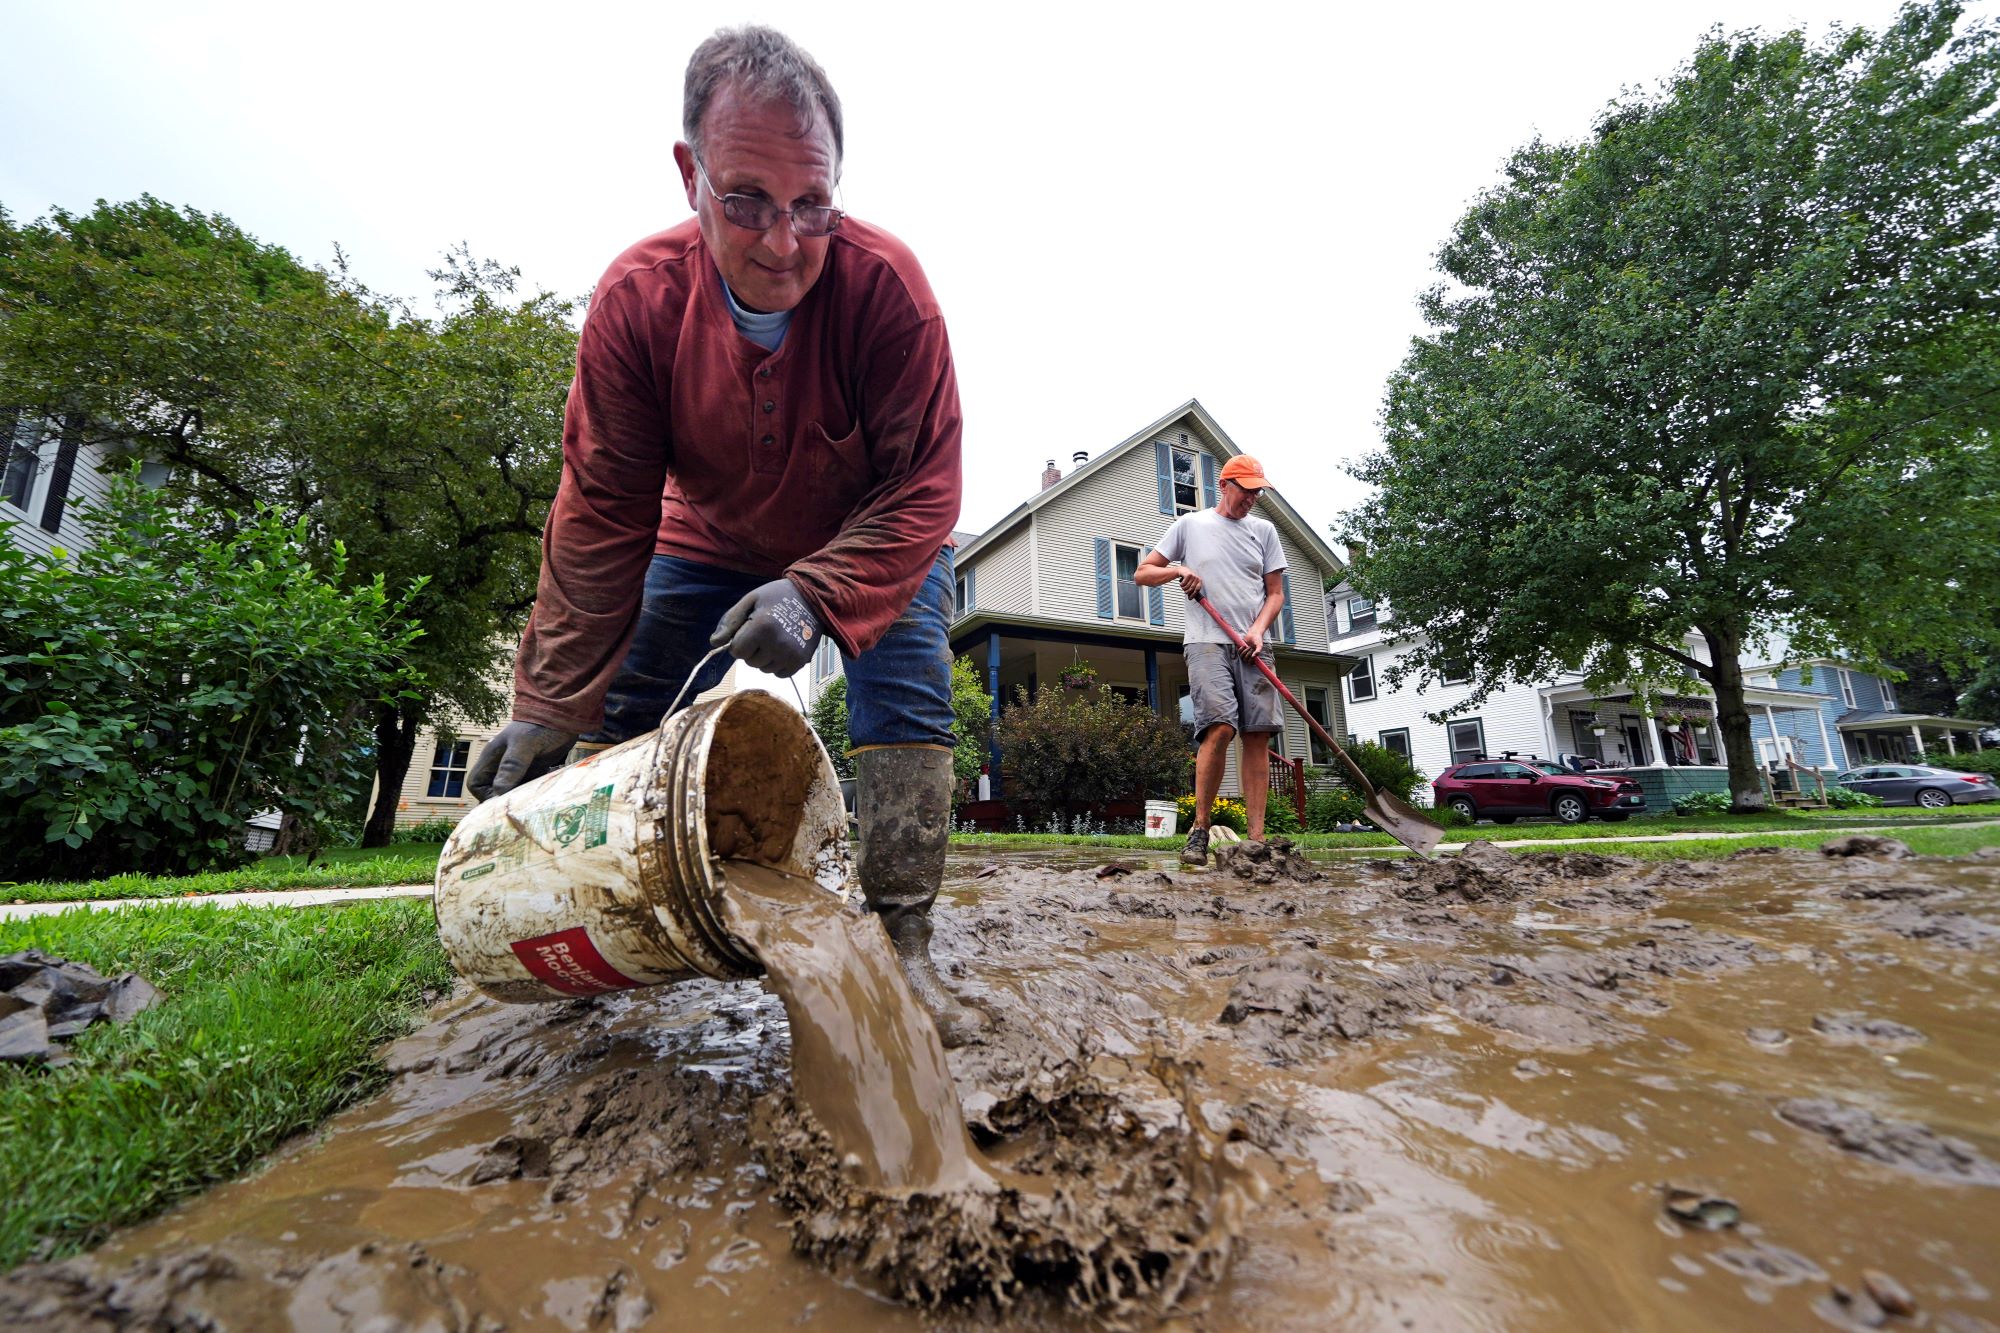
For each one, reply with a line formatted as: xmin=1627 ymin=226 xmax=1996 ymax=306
xmin=1041 ymin=459 xmax=1061 ymax=490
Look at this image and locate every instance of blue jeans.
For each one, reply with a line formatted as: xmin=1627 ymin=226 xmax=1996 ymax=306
xmin=585 ymin=548 xmax=958 ymax=751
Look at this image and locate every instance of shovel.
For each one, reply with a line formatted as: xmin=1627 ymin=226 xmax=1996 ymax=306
xmin=1188 ymin=592 xmax=1444 ymax=858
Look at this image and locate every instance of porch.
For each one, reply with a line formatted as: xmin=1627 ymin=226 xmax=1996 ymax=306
xmin=949 ymin=609 xmax=1351 ymax=814
xmin=1539 ymin=682 xmax=1839 ymax=792
xmin=1837 ymin=712 xmax=1988 ymax=765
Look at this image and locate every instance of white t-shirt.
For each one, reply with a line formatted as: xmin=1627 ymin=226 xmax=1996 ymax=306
xmin=1156 ymin=509 xmax=1286 ymax=646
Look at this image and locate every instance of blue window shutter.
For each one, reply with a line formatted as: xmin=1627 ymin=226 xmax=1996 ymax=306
xmin=1147 ymin=581 xmax=1165 ymax=626
xmin=1093 ymin=538 xmax=1113 ymax=619
xmin=1280 ymin=571 xmax=1296 ymax=644
xmin=1155 ymin=440 xmax=1173 ymax=515
xmin=965 ymin=566 xmax=976 ymax=612
xmin=1201 ymin=454 xmax=1219 ymax=508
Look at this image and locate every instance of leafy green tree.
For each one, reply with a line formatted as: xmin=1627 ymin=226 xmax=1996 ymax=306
xmin=0 ymin=473 xmax=418 ymax=878
xmin=0 ymin=200 xmax=575 ymax=846
xmin=807 ymin=656 xmax=994 ymax=797
xmin=1345 ymin=3 xmax=2000 ymax=811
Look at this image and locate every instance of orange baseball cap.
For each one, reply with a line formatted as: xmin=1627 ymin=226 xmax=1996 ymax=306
xmin=1219 ymin=455 xmax=1272 ymax=490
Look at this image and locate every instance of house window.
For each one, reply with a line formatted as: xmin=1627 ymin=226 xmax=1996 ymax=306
xmin=1113 ymin=543 xmax=1144 ymax=620
xmin=1 ymin=414 xmax=40 ymax=512
xmin=1571 ymin=711 xmax=1604 ymax=760
xmin=1880 ymin=677 xmax=1897 ymax=710
xmin=811 ymin=636 xmax=839 ymax=683
xmin=1303 ymin=686 xmax=1334 ymax=764
xmin=1347 ymin=596 xmax=1377 ymax=632
xmin=426 ymin=739 xmax=472 ymax=799
xmin=1839 ymin=669 xmax=1857 ymax=708
xmin=1441 ymin=657 xmax=1469 ymax=685
xmin=1347 ymin=655 xmax=1376 ymax=703
xmin=955 ymin=575 xmax=969 ymax=617
xmin=1380 ymin=728 xmax=1412 ymax=761
xmin=1447 ymin=718 xmax=1485 ymax=766
xmin=1172 ymin=448 xmax=1199 ymax=514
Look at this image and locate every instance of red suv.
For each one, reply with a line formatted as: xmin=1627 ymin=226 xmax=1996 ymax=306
xmin=1433 ymin=758 xmax=1646 ymax=825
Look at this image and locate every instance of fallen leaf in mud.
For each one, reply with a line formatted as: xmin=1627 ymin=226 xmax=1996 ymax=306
xmin=1664 ymin=1186 xmax=1742 ymax=1230
xmin=1095 ymin=862 xmax=1138 ymax=879
xmin=1863 ymin=1269 xmax=1916 ymax=1316
xmin=974 ymin=863 xmax=1001 ymax=879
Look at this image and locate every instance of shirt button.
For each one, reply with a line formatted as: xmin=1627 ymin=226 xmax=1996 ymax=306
xmin=762 ymin=400 xmax=775 ymax=413
xmin=761 ymin=434 xmax=775 ymax=446
xmin=758 ymin=367 xmax=772 ymax=379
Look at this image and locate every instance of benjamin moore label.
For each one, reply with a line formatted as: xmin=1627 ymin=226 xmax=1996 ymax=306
xmin=508 ymin=926 xmax=639 ymax=995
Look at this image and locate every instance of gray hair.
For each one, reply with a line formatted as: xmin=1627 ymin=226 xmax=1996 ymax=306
xmin=683 ymin=26 xmax=844 ymax=171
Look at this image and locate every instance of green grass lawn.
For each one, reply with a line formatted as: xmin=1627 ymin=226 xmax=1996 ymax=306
xmin=2 ymin=843 xmax=444 ymax=906
xmin=1311 ymin=823 xmax=2000 ymax=861
xmin=951 ymin=808 xmax=1996 ymax=852
xmin=0 ymin=898 xmax=452 ymax=1269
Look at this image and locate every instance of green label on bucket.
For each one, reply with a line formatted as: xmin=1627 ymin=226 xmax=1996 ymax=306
xmin=460 ymin=862 xmax=497 ymax=881
xmin=522 ymin=784 xmax=614 ymax=855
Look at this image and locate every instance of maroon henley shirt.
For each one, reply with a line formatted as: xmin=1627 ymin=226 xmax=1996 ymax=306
xmin=513 ymin=217 xmax=963 ymax=734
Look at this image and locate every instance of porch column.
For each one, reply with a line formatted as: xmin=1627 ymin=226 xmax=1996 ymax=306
xmin=1709 ymin=715 xmax=1727 ymax=766
xmin=1910 ymin=724 xmax=1924 ymax=760
xmin=986 ymin=631 xmax=1003 ymax=794
xmin=1761 ymin=705 xmax=1781 ymax=765
xmin=1645 ymin=712 xmax=1669 ymax=767
xmin=1944 ymin=730 xmax=1957 ymax=756
xmin=1145 ymin=646 xmax=1159 ymax=713
xmin=1813 ymin=707 xmax=1835 ymax=770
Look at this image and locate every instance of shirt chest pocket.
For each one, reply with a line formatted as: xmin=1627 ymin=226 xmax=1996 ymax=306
xmin=806 ymin=419 xmax=871 ymax=505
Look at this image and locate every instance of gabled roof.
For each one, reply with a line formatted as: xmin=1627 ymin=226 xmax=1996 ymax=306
xmin=954 ymin=398 xmax=1347 ymax=578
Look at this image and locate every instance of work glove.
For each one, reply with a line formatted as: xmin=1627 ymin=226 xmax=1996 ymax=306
xmin=467 ymin=720 xmax=578 ymax=802
xmin=711 ymin=578 xmax=820 ymax=676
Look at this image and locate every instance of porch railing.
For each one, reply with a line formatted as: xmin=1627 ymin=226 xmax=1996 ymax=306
xmin=1268 ymin=753 xmax=1308 ymax=827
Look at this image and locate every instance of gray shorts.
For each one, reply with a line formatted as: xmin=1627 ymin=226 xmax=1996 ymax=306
xmin=1184 ymin=642 xmax=1282 ymax=740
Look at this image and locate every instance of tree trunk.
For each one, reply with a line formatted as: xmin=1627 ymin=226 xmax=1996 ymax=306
xmin=362 ymin=696 xmax=426 ymax=847
xmin=1700 ymin=623 xmax=1768 ymax=813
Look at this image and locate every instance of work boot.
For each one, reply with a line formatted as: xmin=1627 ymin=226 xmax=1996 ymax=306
xmin=855 ymin=746 xmax=991 ymax=1048
xmin=1181 ymin=825 xmax=1210 ymax=867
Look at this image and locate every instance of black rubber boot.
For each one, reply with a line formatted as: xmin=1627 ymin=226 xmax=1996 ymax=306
xmin=855 ymin=746 xmax=990 ymax=1048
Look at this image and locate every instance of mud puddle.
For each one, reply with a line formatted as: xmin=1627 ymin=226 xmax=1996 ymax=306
xmin=5 ymin=840 xmax=1999 ymax=1329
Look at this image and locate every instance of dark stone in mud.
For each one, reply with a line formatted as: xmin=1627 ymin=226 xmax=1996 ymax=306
xmin=1839 ymin=880 xmax=1952 ymax=902
xmin=1777 ymin=1098 xmax=2000 ymax=1185
xmin=1709 ymin=1241 xmax=1822 ymax=1283
xmin=1821 ymin=836 xmax=1913 ymax=860
xmin=1812 ymin=1012 xmax=1927 ymax=1048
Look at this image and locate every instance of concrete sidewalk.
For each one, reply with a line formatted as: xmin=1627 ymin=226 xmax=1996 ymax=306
xmin=5 ymin=818 xmax=1992 ymax=923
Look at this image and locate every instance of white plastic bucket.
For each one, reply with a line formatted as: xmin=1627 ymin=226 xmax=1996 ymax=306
xmin=434 ymin=691 xmax=850 ymax=1004
xmin=1144 ymin=800 xmax=1179 ymax=838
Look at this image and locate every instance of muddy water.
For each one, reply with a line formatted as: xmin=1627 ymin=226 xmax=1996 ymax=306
xmin=4 ymin=840 xmax=1999 ymax=1330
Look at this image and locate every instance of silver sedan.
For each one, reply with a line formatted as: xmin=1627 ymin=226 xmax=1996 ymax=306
xmin=1834 ymin=764 xmax=2000 ymax=808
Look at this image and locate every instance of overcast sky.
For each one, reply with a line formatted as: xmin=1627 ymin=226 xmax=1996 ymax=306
xmin=5 ymin=0 xmax=1979 ymax=551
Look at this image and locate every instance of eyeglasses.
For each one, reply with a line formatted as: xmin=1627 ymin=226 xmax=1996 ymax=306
xmin=693 ymin=155 xmax=844 ymax=238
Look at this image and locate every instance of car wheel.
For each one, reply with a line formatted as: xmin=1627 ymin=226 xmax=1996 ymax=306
xmin=1449 ymin=796 xmax=1478 ymax=823
xmin=1915 ymin=788 xmax=1952 ymax=810
xmin=1492 ymin=815 xmax=1517 ymax=825
xmin=1552 ymin=794 xmax=1589 ymax=824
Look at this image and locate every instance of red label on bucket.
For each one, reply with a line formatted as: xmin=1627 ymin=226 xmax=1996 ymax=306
xmin=509 ymin=927 xmax=639 ymax=995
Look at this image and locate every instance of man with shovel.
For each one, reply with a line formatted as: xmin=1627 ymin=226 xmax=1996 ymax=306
xmin=1135 ymin=456 xmax=1287 ymax=866
xmin=467 ymin=26 xmax=985 ymax=1045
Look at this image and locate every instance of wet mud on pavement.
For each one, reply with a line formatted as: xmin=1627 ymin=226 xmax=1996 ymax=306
xmin=5 ymin=840 xmax=1999 ymax=1330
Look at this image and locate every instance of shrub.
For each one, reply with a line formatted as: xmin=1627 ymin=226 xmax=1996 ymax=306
xmin=1262 ymin=796 xmax=1302 ymax=835
xmin=1922 ymin=748 xmax=2000 ymax=780
xmin=1824 ymin=785 xmax=1884 ymax=809
xmin=1307 ymin=789 xmax=1366 ymax=830
xmin=1436 ymin=804 xmax=1474 ymax=828
xmin=1175 ymin=794 xmax=1248 ymax=834
xmin=1342 ymin=742 xmax=1425 ymax=803
xmin=0 ymin=473 xmax=419 ymax=879
xmin=401 ymin=817 xmax=462 ymax=842
xmin=1671 ymin=790 xmax=1732 ymax=816
xmin=809 ymin=657 xmax=993 ymax=798
xmin=998 ymin=681 xmax=1189 ymax=819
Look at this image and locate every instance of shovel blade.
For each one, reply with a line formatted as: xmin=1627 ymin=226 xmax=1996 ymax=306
xmin=1365 ymin=791 xmax=1446 ymax=858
